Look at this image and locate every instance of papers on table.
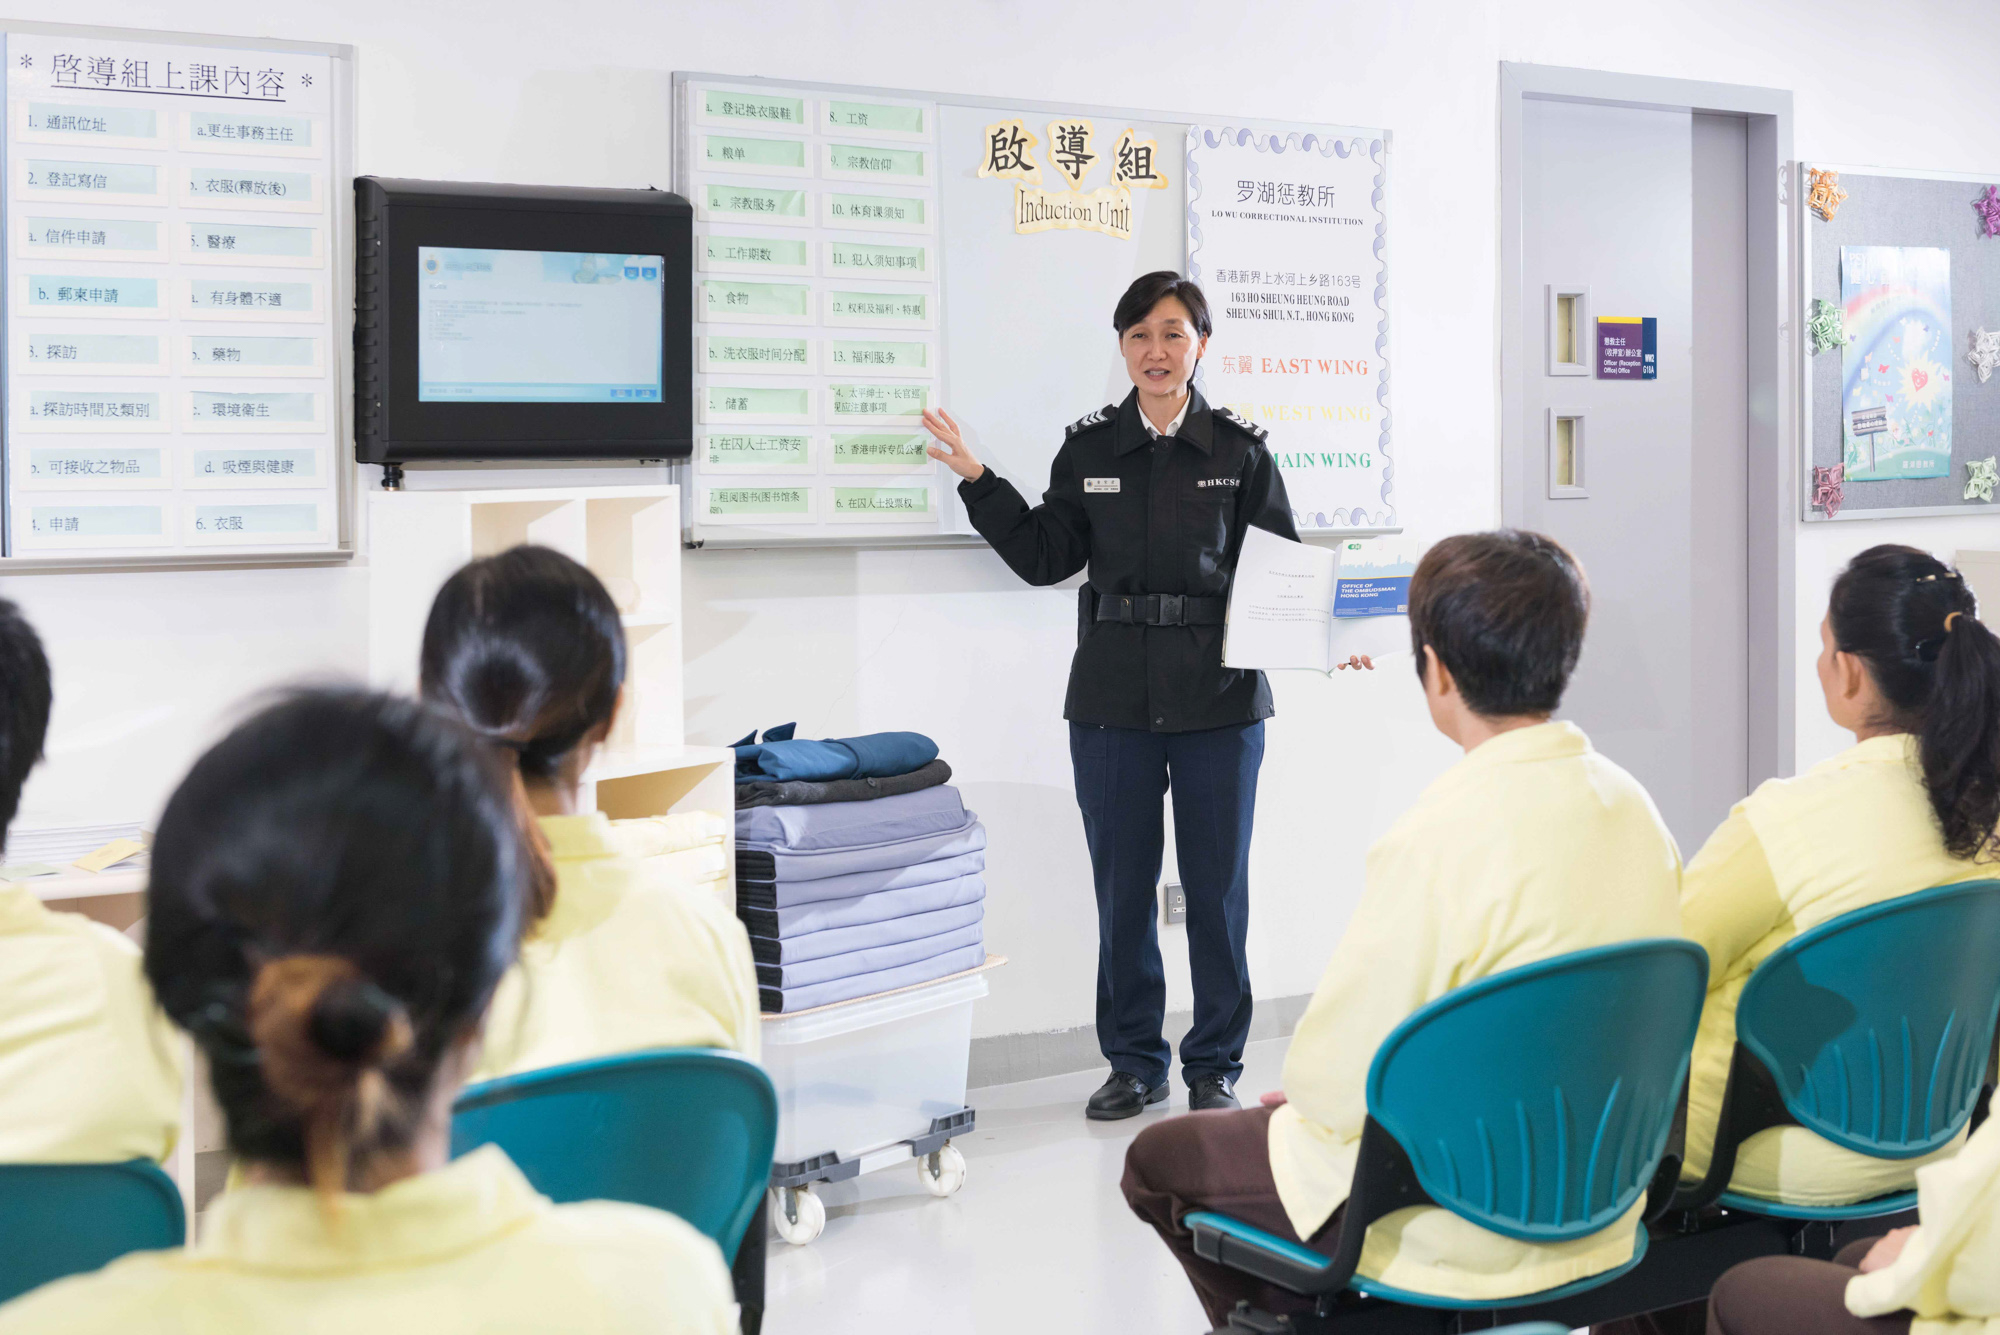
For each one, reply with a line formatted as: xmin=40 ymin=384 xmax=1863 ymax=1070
xmin=1223 ymin=526 xmax=1418 ymax=674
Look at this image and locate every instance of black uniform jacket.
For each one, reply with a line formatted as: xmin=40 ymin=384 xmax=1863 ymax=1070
xmin=959 ymin=387 xmax=1300 ymax=733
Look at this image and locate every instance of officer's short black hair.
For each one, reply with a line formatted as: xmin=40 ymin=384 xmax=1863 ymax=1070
xmin=1113 ymin=271 xmax=1212 ymax=338
xmin=0 ymin=599 xmax=52 ymax=847
xmin=1408 ymin=531 xmax=1590 ymax=719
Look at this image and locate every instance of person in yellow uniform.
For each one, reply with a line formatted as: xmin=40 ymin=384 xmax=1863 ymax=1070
xmin=1703 ymin=1105 xmax=2000 ymax=1333
xmin=1121 ymin=530 xmax=1682 ymax=1326
xmin=0 ymin=689 xmax=735 ymax=1334
xmin=0 ymin=598 xmax=183 ymax=1165
xmin=417 ymin=545 xmax=759 ymax=1082
xmin=1679 ymin=545 xmax=2000 ymax=1209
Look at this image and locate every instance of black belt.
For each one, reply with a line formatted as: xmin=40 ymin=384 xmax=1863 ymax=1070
xmin=1093 ymin=593 xmax=1227 ymax=627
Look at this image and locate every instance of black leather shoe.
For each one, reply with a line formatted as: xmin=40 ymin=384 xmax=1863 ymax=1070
xmin=1188 ymin=1074 xmax=1241 ymax=1111
xmin=1085 ymin=1071 xmax=1169 ymax=1120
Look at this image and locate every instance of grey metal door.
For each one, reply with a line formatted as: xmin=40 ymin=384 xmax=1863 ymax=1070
xmin=1513 ymin=99 xmax=1750 ymax=852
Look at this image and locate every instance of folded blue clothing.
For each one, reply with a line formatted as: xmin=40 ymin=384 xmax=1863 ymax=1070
xmin=739 ymin=872 xmax=986 ymax=940
xmin=763 ymin=940 xmax=987 ymax=1013
xmin=738 ymin=818 xmax=986 ymax=898
xmin=757 ymin=923 xmax=985 ymax=990
xmin=736 ymin=784 xmax=967 ymax=852
xmin=732 ymin=723 xmax=940 ymax=783
xmin=750 ymin=899 xmax=985 ymax=964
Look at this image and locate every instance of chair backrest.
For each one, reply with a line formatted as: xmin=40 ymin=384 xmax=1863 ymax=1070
xmin=451 ymin=1047 xmax=776 ymax=1263
xmin=1366 ymin=939 xmax=1708 ymax=1244
xmin=1736 ymin=878 xmax=2000 ymax=1160
xmin=0 ymin=1160 xmax=186 ymax=1305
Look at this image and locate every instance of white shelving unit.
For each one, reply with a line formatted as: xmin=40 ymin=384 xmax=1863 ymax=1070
xmin=367 ymin=483 xmax=734 ymax=891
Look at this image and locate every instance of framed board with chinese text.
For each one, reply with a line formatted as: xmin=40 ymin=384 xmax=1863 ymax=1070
xmin=1 ymin=21 xmax=356 ymax=566
xmin=673 ymin=73 xmax=1392 ymax=548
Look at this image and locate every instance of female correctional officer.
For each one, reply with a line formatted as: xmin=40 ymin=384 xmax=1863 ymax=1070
xmin=922 ymin=271 xmax=1366 ymax=1121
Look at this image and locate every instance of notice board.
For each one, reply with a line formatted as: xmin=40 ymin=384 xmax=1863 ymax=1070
xmin=1801 ymin=161 xmax=2000 ymax=521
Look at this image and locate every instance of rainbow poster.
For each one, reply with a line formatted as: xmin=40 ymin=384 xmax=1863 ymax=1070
xmin=1839 ymin=245 xmax=1953 ymax=481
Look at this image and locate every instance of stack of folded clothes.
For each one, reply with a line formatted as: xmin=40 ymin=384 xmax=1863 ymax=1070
xmin=617 ymin=808 xmax=731 ymax=903
xmin=732 ymin=726 xmax=984 ymax=1013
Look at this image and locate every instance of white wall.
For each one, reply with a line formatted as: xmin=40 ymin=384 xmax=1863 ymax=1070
xmin=11 ymin=0 xmax=2000 ymax=1041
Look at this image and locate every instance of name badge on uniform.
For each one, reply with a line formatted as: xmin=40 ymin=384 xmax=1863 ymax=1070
xmin=1085 ymin=477 xmax=1121 ymax=493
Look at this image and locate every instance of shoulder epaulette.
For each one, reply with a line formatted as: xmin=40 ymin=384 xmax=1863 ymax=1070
xmin=1212 ymin=406 xmax=1268 ymax=442
xmin=1065 ymin=404 xmax=1119 ymax=438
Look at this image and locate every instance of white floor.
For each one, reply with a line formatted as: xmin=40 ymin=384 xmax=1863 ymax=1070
xmin=764 ymin=1036 xmax=1291 ymax=1335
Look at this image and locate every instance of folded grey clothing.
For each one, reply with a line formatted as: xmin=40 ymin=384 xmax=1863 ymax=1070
xmin=740 ymin=872 xmax=984 ymax=940
xmin=747 ymin=898 xmax=985 ymax=964
xmin=736 ymin=783 xmax=967 ymax=851
xmin=736 ymin=758 xmax=953 ymax=810
xmin=756 ymin=923 xmax=985 ymax=989
xmin=737 ymin=819 xmax=986 ymax=898
xmin=734 ymin=848 xmax=986 ymax=913
xmin=761 ymin=941 xmax=988 ymax=1013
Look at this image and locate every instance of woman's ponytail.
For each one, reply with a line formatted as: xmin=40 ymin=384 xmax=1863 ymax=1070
xmin=1829 ymin=545 xmax=2000 ymax=862
xmin=419 ymin=545 xmax=625 ymax=923
xmin=1921 ymin=607 xmax=2000 ymax=860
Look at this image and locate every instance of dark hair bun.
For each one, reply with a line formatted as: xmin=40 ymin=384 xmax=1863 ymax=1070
xmin=250 ymin=955 xmax=413 ymax=1115
xmin=309 ymin=976 xmax=414 ymax=1066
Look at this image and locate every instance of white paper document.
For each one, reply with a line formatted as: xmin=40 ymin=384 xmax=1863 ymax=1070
xmin=1223 ymin=526 xmax=1411 ymax=674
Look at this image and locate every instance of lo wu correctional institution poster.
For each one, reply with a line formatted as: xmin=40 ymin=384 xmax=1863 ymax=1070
xmin=1186 ymin=125 xmax=1392 ymax=530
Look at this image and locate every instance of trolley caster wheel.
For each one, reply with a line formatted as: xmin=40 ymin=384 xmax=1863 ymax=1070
xmin=918 ymin=1144 xmax=967 ymax=1197
xmin=771 ymin=1185 xmax=825 ymax=1246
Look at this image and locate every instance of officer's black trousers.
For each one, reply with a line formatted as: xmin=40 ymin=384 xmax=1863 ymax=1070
xmin=1068 ymin=718 xmax=1263 ymax=1089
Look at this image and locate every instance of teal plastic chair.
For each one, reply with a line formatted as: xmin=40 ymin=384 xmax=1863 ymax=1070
xmin=1188 ymin=939 xmax=1708 ymax=1315
xmin=1674 ymin=879 xmax=2000 ymax=1220
xmin=451 ymin=1047 xmax=776 ymax=1263
xmin=0 ymin=1160 xmax=186 ymax=1305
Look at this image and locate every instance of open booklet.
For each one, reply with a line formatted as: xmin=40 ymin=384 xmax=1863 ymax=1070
xmin=1222 ymin=526 xmax=1420 ymax=675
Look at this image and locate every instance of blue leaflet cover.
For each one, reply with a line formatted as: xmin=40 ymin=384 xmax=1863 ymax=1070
xmin=1331 ymin=537 xmax=1418 ymax=618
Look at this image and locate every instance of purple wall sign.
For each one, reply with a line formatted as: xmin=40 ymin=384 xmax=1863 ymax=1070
xmin=1597 ymin=316 xmax=1657 ymax=380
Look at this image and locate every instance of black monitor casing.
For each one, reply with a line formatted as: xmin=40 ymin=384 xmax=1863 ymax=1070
xmin=354 ymin=177 xmax=693 ymax=465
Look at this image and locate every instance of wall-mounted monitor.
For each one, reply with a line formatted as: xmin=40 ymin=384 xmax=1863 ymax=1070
xmin=354 ymin=178 xmax=692 ymax=467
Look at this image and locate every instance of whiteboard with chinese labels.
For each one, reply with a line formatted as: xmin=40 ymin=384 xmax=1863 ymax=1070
xmin=1 ymin=23 xmax=355 ymax=565
xmin=672 ymin=73 xmax=1393 ymax=548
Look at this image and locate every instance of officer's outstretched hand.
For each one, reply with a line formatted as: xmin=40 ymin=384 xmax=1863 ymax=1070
xmin=923 ymin=408 xmax=984 ymax=481
xmin=1337 ymin=655 xmax=1375 ymax=671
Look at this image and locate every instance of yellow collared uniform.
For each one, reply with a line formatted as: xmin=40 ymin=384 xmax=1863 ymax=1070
xmin=1680 ymin=734 xmax=1983 ymax=1205
xmin=0 ymin=883 xmax=183 ymax=1163
xmin=1267 ymin=721 xmax=1681 ymax=1301
xmin=0 ymin=1146 xmax=736 ymax=1334
xmin=472 ymin=812 xmax=759 ymax=1083
xmin=1846 ymin=1112 xmax=2000 ymax=1333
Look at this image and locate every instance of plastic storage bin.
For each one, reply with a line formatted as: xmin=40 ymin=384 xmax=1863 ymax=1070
xmin=761 ymin=965 xmax=991 ymax=1244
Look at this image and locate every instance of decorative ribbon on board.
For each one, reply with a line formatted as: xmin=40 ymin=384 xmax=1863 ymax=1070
xmin=1811 ymin=463 xmax=1845 ymax=518
xmin=1809 ymin=298 xmax=1852 ymax=354
xmin=1967 ymin=456 xmax=1999 ymax=503
xmin=1969 ymin=327 xmax=2000 ymax=384
xmin=1977 ymin=186 xmax=2000 ymax=239
xmin=1806 ymin=168 xmax=1849 ymax=222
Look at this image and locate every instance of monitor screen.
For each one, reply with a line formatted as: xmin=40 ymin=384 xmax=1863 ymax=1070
xmin=417 ymin=247 xmax=665 ymax=404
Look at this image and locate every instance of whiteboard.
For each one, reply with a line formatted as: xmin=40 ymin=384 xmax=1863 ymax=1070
xmin=934 ymin=103 xmax=1187 ymax=537
xmin=672 ymin=73 xmax=1393 ymax=548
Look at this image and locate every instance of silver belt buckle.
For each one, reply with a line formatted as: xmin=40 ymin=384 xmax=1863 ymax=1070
xmin=1156 ymin=594 xmax=1185 ymax=626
